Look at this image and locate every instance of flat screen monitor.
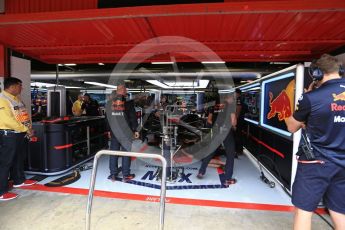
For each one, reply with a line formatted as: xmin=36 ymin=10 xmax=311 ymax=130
xmin=241 ymin=83 xmax=260 ymax=125
xmin=260 ymin=69 xmax=296 ymax=138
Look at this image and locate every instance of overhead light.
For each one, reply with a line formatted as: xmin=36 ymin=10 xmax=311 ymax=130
xmin=98 ymin=63 xmax=105 ymax=66
xmin=197 ymin=80 xmax=209 ymax=88
xmin=146 ymin=80 xmax=209 ymax=89
xmin=241 ymin=87 xmax=260 ymax=92
xmin=164 ymin=81 xmax=197 ymax=87
xmin=201 ymin=61 xmax=225 ymax=64
xmin=81 ymin=89 xmax=113 ymax=94
xmin=84 ymin=81 xmax=117 ymax=89
xmin=146 ymin=80 xmax=169 ymax=88
xmin=162 ymin=90 xmax=203 ymax=94
xmin=65 ymin=86 xmax=82 ymax=89
xmin=269 ymin=62 xmax=290 ymax=65
xmin=219 ymin=89 xmax=235 ymax=93
xmin=31 ymin=82 xmax=57 ymax=88
xmin=31 ymin=82 xmax=82 ymax=89
xmin=151 ymin=62 xmax=174 ymax=65
xmin=57 ymin=63 xmax=77 ymax=66
xmin=239 ymin=83 xmax=260 ymax=91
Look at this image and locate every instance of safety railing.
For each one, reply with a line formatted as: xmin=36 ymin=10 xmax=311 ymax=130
xmin=86 ymin=150 xmax=167 ymax=230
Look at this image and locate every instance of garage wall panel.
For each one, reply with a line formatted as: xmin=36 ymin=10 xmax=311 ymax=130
xmin=5 ymin=0 xmax=97 ymax=14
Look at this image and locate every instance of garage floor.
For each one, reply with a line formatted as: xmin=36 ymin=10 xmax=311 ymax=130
xmin=0 ymin=144 xmax=332 ymax=230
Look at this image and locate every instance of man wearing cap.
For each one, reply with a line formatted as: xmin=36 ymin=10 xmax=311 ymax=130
xmin=0 ymin=77 xmax=37 ymax=201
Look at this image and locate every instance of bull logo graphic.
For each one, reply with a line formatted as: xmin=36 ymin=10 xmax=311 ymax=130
xmin=332 ymin=91 xmax=345 ymax=101
xmin=267 ymin=90 xmax=292 ymax=121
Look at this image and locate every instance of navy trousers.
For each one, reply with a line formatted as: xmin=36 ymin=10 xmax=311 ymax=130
xmin=0 ymin=132 xmax=26 ymax=196
xmin=198 ymin=129 xmax=235 ymax=180
xmin=109 ymin=136 xmax=132 ymax=177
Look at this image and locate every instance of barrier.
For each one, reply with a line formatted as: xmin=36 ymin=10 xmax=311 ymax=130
xmin=85 ymin=150 xmax=167 ymax=230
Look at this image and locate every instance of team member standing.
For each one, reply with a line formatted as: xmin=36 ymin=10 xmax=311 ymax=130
xmin=234 ymin=89 xmax=247 ymax=156
xmin=285 ymin=54 xmax=345 ymax=230
xmin=81 ymin=93 xmax=101 ymax=116
xmin=197 ymin=93 xmax=237 ymax=186
xmin=0 ymin=77 xmax=37 ymax=201
xmin=72 ymin=93 xmax=84 ymax=116
xmin=107 ymin=83 xmax=139 ymax=182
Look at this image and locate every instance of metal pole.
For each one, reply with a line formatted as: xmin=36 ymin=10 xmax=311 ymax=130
xmin=86 ymin=126 xmax=90 ymax=156
xmin=86 ymin=150 xmax=167 ymax=230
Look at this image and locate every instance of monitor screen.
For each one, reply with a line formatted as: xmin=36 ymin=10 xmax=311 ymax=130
xmin=260 ymin=70 xmax=296 ymax=138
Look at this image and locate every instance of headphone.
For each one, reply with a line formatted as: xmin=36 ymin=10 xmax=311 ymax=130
xmin=309 ymin=61 xmax=345 ymax=81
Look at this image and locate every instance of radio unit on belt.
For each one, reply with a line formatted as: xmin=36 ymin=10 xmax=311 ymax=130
xmin=297 ymin=132 xmax=315 ymax=161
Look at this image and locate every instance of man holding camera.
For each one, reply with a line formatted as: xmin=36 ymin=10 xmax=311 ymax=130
xmin=285 ymin=54 xmax=345 ymax=230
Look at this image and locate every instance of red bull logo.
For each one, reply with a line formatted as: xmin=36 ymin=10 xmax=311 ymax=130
xmin=332 ymin=91 xmax=345 ymax=101
xmin=214 ymin=103 xmax=225 ymax=113
xmin=267 ymin=90 xmax=292 ymax=121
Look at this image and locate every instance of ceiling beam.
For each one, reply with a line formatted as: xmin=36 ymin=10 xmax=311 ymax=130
xmin=0 ymin=1 xmax=344 ymax=25
xmin=14 ymin=39 xmax=345 ymax=50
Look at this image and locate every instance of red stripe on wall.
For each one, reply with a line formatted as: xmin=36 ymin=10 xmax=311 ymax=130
xmin=250 ymin=135 xmax=285 ymax=158
xmin=54 ymin=144 xmax=73 ymax=150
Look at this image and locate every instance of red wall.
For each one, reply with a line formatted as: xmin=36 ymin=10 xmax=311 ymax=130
xmin=5 ymin=0 xmax=97 ymax=14
xmin=0 ymin=45 xmax=6 ymax=77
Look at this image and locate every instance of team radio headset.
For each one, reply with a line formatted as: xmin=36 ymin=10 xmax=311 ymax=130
xmin=297 ymin=61 xmax=345 ymax=164
xmin=308 ymin=60 xmax=345 ymax=81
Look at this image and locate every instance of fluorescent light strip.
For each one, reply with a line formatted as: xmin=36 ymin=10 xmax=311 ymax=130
xmin=198 ymin=80 xmax=209 ymax=88
xmin=219 ymin=89 xmax=235 ymax=93
xmin=201 ymin=61 xmax=226 ymax=64
xmin=151 ymin=62 xmax=174 ymax=65
xmin=244 ymin=118 xmax=259 ymax=125
xmin=270 ymin=62 xmax=290 ymax=65
xmin=239 ymin=83 xmax=260 ymax=91
xmin=162 ymin=90 xmax=203 ymax=94
xmin=146 ymin=80 xmax=169 ymax=88
xmin=81 ymin=89 xmax=113 ymax=94
xmin=65 ymin=86 xmax=82 ymax=89
xmin=147 ymin=80 xmax=209 ymax=89
xmin=31 ymin=82 xmax=56 ymax=87
xmin=165 ymin=82 xmax=197 ymax=87
xmin=31 ymin=82 xmax=81 ymax=89
xmin=241 ymin=87 xmax=261 ymax=92
xmin=57 ymin=63 xmax=77 ymax=67
xmin=84 ymin=81 xmax=117 ymax=89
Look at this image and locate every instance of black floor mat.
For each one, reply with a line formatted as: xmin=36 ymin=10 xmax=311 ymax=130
xmin=29 ymin=175 xmax=48 ymax=182
xmin=44 ymin=171 xmax=81 ymax=187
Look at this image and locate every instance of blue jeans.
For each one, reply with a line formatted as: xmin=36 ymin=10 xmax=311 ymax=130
xmin=109 ymin=136 xmax=132 ymax=177
xmin=198 ymin=129 xmax=235 ymax=180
